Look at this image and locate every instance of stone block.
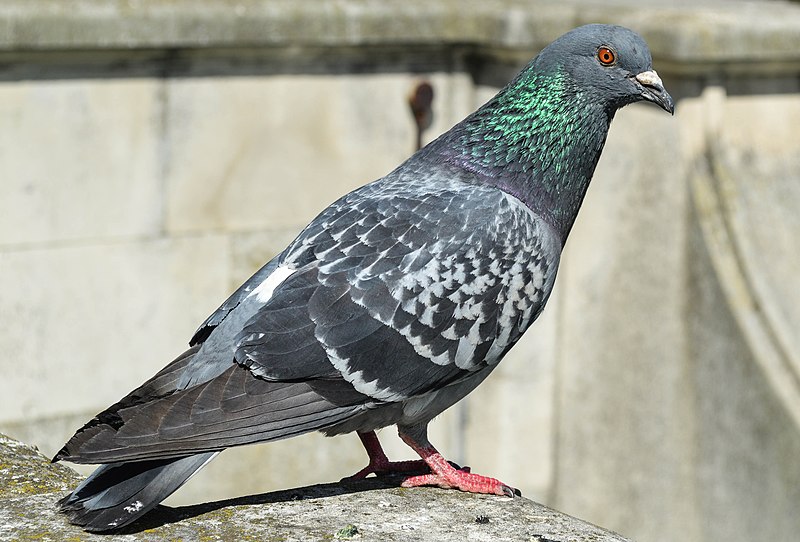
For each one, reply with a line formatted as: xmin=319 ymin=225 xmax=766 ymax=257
xmin=681 ymin=82 xmax=800 ymax=542
xmin=164 ymin=71 xmax=473 ymax=234
xmin=0 ymin=79 xmax=162 ymax=246
xmin=716 ymin=91 xmax=800 ymax=368
xmin=687 ymin=213 xmax=800 ymax=542
xmin=0 ymin=235 xmax=229 ymax=425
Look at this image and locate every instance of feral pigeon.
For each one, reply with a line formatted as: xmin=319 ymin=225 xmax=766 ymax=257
xmin=54 ymin=24 xmax=674 ymax=532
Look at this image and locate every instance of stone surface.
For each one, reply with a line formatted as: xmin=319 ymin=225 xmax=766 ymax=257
xmin=1 ymin=0 xmax=800 ymax=67
xmin=0 ymin=79 xmax=162 ymax=247
xmin=164 ymin=71 xmax=472 ymax=234
xmin=0 ymin=433 xmax=632 ymax=542
xmin=711 ymin=90 xmax=800 ymax=410
xmin=0 ymin=235 xmax=228 ymax=424
xmin=679 ymin=81 xmax=800 ymax=542
xmin=686 ymin=207 xmax=800 ymax=542
xmin=0 ymin=434 xmax=78 ymax=500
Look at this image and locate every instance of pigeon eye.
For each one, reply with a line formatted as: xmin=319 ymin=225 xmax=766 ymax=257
xmin=597 ymin=47 xmax=616 ymax=66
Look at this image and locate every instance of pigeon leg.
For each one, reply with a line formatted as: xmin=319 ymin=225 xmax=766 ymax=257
xmin=398 ymin=424 xmax=519 ymax=498
xmin=342 ymin=431 xmax=429 ymax=480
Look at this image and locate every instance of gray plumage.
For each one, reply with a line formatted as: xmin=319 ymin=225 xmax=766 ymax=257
xmin=55 ymin=23 xmax=673 ymax=532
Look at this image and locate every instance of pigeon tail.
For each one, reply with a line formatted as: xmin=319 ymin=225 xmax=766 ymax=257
xmin=58 ymin=452 xmax=216 ymax=532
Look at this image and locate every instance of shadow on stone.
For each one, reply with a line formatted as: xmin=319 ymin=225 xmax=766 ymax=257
xmin=125 ymin=475 xmax=405 ymax=533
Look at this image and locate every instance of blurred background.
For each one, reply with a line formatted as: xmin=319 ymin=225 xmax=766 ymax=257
xmin=1 ymin=1 xmax=800 ymax=541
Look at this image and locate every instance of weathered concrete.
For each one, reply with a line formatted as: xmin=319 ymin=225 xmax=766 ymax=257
xmin=0 ymin=236 xmax=229 ymax=423
xmin=163 ymin=72 xmax=472 ymax=235
xmin=691 ymin=87 xmax=800 ymax=428
xmin=0 ymin=433 xmax=632 ymax=542
xmin=0 ymin=79 xmax=162 ymax=246
xmin=1 ymin=0 xmax=800 ymax=68
xmin=681 ymin=83 xmax=800 ymax=542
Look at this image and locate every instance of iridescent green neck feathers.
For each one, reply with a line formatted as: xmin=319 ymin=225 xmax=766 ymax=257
xmin=431 ymin=65 xmax=612 ymax=242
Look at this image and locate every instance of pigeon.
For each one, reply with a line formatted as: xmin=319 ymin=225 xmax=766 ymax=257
xmin=54 ymin=24 xmax=673 ymax=532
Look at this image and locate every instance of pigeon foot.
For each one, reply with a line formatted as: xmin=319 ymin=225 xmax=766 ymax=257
xmin=399 ymin=451 xmax=519 ymax=497
xmin=396 ymin=424 xmax=520 ymax=498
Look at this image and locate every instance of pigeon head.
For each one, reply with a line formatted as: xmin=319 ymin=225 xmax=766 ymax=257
xmin=434 ymin=24 xmax=673 ymax=242
xmin=537 ymin=24 xmax=674 ymax=114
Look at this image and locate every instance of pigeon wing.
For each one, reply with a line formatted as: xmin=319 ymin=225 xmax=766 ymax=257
xmin=237 ymin=173 xmax=560 ymax=403
xmin=189 ymin=259 xmax=282 ymax=346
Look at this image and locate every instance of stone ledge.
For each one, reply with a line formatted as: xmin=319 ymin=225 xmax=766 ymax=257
xmin=1 ymin=0 xmax=799 ymax=68
xmin=0 ymin=433 xmax=631 ymax=541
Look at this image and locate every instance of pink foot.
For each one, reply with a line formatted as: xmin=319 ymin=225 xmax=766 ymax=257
xmin=400 ymin=451 xmax=518 ymax=497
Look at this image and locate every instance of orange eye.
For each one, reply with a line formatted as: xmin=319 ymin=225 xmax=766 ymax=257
xmin=597 ymin=47 xmax=616 ymax=66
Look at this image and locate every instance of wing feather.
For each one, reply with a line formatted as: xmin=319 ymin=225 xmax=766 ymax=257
xmin=235 ymin=174 xmax=559 ymax=403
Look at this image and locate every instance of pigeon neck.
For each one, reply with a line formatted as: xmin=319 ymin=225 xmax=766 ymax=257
xmin=433 ymin=66 xmax=613 ymax=242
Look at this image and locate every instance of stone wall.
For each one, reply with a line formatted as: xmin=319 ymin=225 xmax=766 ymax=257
xmin=1 ymin=2 xmax=800 ymax=541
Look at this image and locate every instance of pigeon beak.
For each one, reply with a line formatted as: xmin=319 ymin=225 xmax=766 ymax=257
xmin=634 ymin=70 xmax=675 ymax=115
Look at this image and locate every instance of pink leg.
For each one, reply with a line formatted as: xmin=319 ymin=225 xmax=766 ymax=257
xmin=398 ymin=425 xmax=519 ymax=498
xmin=342 ymin=431 xmax=429 ymax=480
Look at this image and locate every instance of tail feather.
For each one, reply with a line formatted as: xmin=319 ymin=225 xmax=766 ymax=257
xmin=58 ymin=377 xmax=364 ymax=463
xmin=55 ymin=347 xmax=370 ymax=532
xmin=59 ymin=452 xmax=217 ymax=532
xmin=55 ymin=349 xmax=367 ymax=464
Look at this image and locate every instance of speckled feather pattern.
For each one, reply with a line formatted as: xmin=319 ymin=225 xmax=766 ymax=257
xmin=236 ymin=168 xmax=560 ymax=406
